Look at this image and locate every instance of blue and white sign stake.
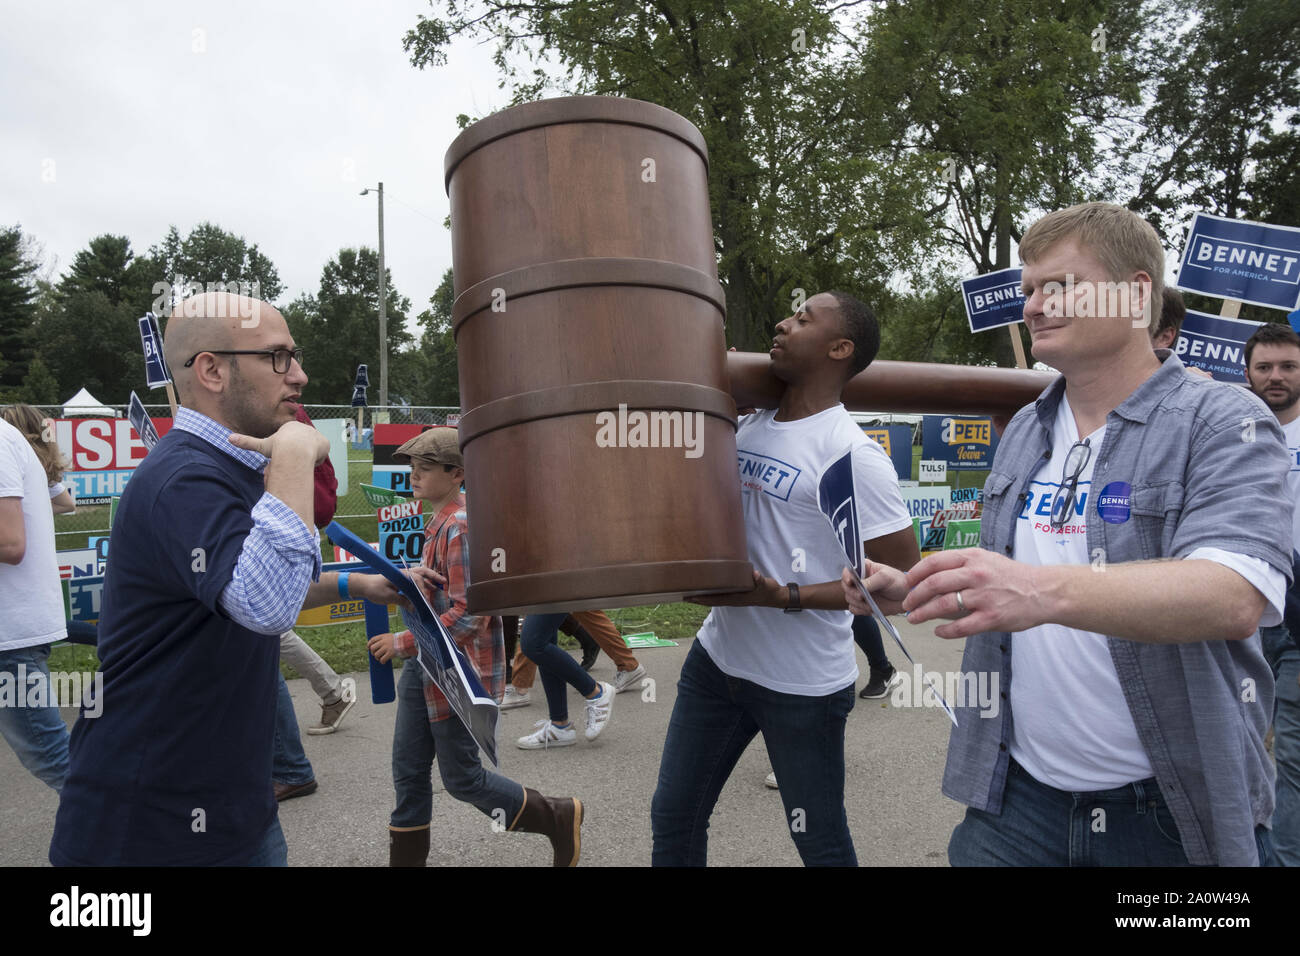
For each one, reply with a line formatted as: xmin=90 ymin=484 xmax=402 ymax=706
xmin=960 ymin=267 xmax=1029 ymax=368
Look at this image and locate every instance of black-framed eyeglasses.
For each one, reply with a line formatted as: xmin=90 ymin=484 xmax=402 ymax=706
xmin=1049 ymin=438 xmax=1092 ymax=530
xmin=183 ymin=348 xmax=304 ymax=374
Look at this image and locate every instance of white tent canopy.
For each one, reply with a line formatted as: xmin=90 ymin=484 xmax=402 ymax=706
xmin=62 ymin=387 xmax=117 ymax=417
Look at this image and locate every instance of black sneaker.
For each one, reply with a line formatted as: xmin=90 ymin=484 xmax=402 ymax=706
xmin=859 ymin=664 xmax=900 ymax=699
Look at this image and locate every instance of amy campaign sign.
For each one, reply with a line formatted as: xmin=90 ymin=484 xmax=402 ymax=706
xmin=1177 ymin=213 xmax=1300 ymax=312
xmin=1174 ymin=309 xmax=1263 ymax=383
xmin=921 ymin=416 xmax=999 ymax=471
xmin=962 ymin=267 xmax=1024 ymax=333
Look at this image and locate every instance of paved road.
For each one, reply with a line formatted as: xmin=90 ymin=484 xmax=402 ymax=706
xmin=1 ymin=620 xmax=970 ymax=867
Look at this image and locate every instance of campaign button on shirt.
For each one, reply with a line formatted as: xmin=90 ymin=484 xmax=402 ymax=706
xmin=1096 ymin=481 xmax=1132 ymax=523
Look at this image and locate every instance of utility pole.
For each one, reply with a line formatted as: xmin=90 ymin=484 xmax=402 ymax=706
xmin=361 ymin=182 xmax=389 ymax=414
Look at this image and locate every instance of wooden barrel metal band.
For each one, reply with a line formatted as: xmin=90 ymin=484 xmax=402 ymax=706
xmin=450 ymin=258 xmax=726 ymax=338
xmin=444 ymin=96 xmax=710 ymax=188
xmin=458 ymin=380 xmax=738 ymax=449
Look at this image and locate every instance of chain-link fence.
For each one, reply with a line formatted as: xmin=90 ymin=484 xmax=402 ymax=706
xmin=19 ymin=403 xmax=459 ymax=551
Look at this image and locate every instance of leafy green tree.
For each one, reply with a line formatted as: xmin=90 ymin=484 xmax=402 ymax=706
xmin=20 ymin=355 xmax=60 ymax=404
xmin=60 ymin=234 xmax=158 ymax=310
xmin=411 ymin=268 xmax=460 ymax=405
xmin=287 ymin=248 xmax=412 ymax=404
xmin=0 ymin=225 xmax=40 ymax=393
xmin=1122 ymin=0 xmax=1300 ymax=237
xmin=405 ymin=0 xmax=939 ymax=353
xmin=149 ymin=222 xmax=285 ymax=309
xmin=29 ymin=235 xmax=157 ymax=405
xmin=35 ymin=290 xmax=145 ymax=405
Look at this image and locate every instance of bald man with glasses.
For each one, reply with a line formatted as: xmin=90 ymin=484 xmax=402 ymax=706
xmin=51 ymin=292 xmax=416 ymax=866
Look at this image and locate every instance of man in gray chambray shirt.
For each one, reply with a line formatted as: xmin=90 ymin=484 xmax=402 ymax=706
xmin=845 ymin=202 xmax=1289 ymax=865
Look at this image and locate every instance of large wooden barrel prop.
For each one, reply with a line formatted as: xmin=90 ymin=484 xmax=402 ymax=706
xmin=445 ymin=96 xmax=753 ymax=616
xmin=727 ymin=353 xmax=1056 ymax=415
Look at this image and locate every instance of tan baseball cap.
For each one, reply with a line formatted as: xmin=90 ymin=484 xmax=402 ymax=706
xmin=393 ymin=426 xmax=463 ymax=468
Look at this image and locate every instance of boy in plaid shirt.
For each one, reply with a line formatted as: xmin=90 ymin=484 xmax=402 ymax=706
xmin=367 ymin=427 xmax=584 ymax=866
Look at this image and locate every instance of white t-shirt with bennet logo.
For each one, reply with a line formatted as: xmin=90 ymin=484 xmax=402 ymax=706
xmin=1009 ymin=395 xmax=1285 ymax=791
xmin=697 ymin=405 xmax=912 ymax=696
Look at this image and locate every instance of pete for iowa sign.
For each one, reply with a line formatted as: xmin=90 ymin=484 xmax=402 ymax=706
xmin=921 ymin=416 xmax=999 ymax=471
xmin=54 ymin=417 xmax=172 ymax=505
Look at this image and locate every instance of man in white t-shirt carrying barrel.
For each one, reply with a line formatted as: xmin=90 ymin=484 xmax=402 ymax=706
xmin=651 ymin=290 xmax=919 ymax=867
xmin=846 ymin=202 xmax=1289 ymax=866
xmin=1243 ymin=322 xmax=1300 ymax=866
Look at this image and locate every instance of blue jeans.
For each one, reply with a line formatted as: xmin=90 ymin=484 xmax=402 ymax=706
xmin=272 ymin=674 xmax=314 ymax=786
xmin=1263 ymin=623 xmax=1300 ymax=866
xmin=949 ymin=756 xmax=1274 ymax=866
xmin=240 ymin=818 xmax=288 ymax=867
xmin=651 ymin=640 xmax=857 ymax=867
xmin=0 ymin=643 xmax=70 ymax=792
xmin=852 ymin=615 xmax=888 ymax=670
xmin=520 ymin=612 xmax=596 ymax=724
xmin=391 ymin=661 xmax=524 ymax=828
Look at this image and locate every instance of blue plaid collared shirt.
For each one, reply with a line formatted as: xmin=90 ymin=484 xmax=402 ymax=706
xmin=172 ymin=407 xmax=322 ymax=635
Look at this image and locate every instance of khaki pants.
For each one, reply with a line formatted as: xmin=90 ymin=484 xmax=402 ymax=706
xmin=511 ymin=610 xmax=640 ymax=690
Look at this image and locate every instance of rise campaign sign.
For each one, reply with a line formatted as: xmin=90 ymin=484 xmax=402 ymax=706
xmin=54 ymin=417 xmax=173 ymax=505
xmin=1177 ymin=213 xmax=1300 ymax=312
xmin=962 ymin=268 xmax=1024 ymax=333
xmin=1174 ymin=309 xmax=1263 ymax=383
xmin=921 ymin=416 xmax=999 ymax=471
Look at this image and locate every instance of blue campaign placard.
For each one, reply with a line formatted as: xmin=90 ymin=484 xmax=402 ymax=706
xmin=921 ymin=416 xmax=999 ymax=470
xmin=859 ymin=424 xmax=914 ymax=481
xmin=137 ymin=313 xmax=172 ymax=388
xmin=1174 ymin=309 xmax=1263 ymax=383
xmin=816 ymin=450 xmax=861 ymax=571
xmin=1177 ymin=212 xmax=1300 ymax=312
xmin=127 ymin=392 xmax=159 ymax=450
xmin=323 ymin=522 xmax=499 ymax=766
xmin=962 ymin=267 xmax=1024 ymax=333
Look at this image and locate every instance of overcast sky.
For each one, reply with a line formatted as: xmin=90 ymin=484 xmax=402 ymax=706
xmin=1 ymin=0 xmax=516 ymax=313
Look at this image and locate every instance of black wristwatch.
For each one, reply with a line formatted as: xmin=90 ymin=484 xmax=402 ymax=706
xmin=783 ymin=582 xmax=802 ymax=613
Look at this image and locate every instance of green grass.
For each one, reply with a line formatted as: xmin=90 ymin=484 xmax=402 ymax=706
xmin=50 ymin=602 xmax=710 ymax=679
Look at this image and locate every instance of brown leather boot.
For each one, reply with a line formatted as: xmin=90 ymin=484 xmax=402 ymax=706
xmin=510 ymin=788 xmax=583 ymax=866
xmin=388 ymin=824 xmax=430 ymax=867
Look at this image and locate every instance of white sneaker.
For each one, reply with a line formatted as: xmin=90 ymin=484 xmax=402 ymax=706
xmin=501 ymin=686 xmax=531 ymax=710
xmin=583 ymin=682 xmax=615 ymax=740
xmin=764 ymin=772 xmax=779 ymax=790
xmin=612 ymin=665 xmax=647 ymax=694
xmin=516 ymin=720 xmax=576 ymax=750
